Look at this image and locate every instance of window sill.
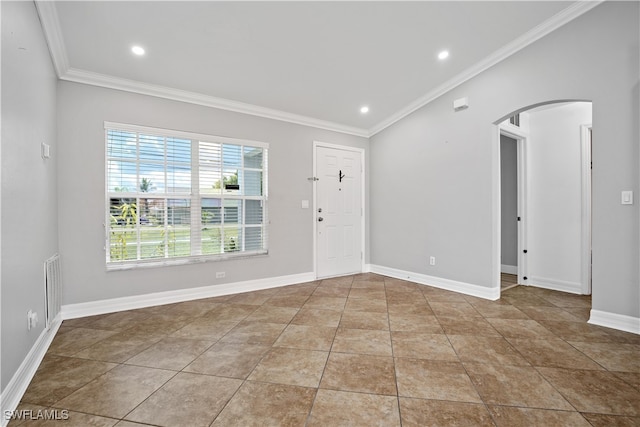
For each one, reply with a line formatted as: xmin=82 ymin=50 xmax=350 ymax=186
xmin=106 ymin=250 xmax=269 ymax=272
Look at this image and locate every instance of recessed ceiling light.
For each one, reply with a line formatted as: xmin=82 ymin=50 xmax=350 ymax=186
xmin=438 ymin=50 xmax=449 ymax=60
xmin=131 ymin=45 xmax=145 ymax=56
xmin=360 ymin=106 xmax=369 ymax=114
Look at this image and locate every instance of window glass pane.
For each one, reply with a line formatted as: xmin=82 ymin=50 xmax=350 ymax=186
xmin=223 ymin=144 xmax=242 ymax=167
xmin=200 ymin=141 xmax=222 ymax=194
xmin=167 ymin=199 xmax=191 ymax=257
xmin=167 ymin=165 xmax=191 ymax=193
xmin=139 ymin=163 xmax=165 ymax=193
xmin=243 ymin=147 xmax=263 ymax=169
xmin=202 ymin=198 xmax=222 ymax=225
xmin=167 ymin=138 xmax=191 ymax=164
xmin=107 ymin=130 xmax=137 ymax=159
xmin=223 ymin=200 xmax=241 ymax=224
xmin=244 ymin=170 xmax=263 ymax=196
xmin=108 ymin=160 xmax=137 ymax=192
xmin=245 ymin=200 xmax=263 ymax=224
xmin=109 ymin=198 xmax=138 ymax=261
xmin=139 ymin=134 xmax=165 ymax=161
xmin=245 ymin=226 xmax=263 ymax=251
xmin=224 ymin=226 xmax=242 ymax=253
xmin=202 ymin=227 xmax=222 ymax=255
xmin=222 ymin=169 xmax=240 ymax=194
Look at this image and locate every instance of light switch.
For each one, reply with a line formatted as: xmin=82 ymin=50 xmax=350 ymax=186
xmin=621 ymin=191 xmax=633 ymax=205
xmin=301 ymin=200 xmax=309 ymax=209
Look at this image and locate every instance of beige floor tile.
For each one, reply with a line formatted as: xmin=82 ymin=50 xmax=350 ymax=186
xmin=387 ymin=302 xmax=433 ymax=316
xmin=386 ymin=291 xmax=427 ymax=305
xmin=464 ymin=363 xmax=574 ymax=410
xmin=348 ymin=287 xmax=387 ymax=299
xmin=538 ymin=367 xmax=640 ymax=415
xmin=339 ymin=310 xmax=389 ymax=330
xmin=568 ymin=341 xmax=640 ymax=372
xmin=506 ymin=337 xmax=602 ymax=370
xmin=20 ymin=411 xmax=119 ymax=427
xmin=613 ymin=371 xmax=640 ymax=392
xmin=80 ymin=310 xmax=152 ymax=331
xmin=275 ymin=282 xmax=318 ymax=296
xmin=486 ymin=318 xmax=556 ymax=339
xmin=274 ymin=324 xmax=336 ymax=351
xmin=72 ymin=330 xmax=164 ymax=363
xmin=448 ymin=335 xmax=530 ymax=367
xmin=55 ymin=365 xmax=175 ymax=418
xmin=518 ymin=305 xmax=585 ymax=321
xmin=391 ymin=332 xmax=458 ymax=360
xmin=211 ymin=381 xmax=316 ymax=426
xmin=47 ymin=328 xmax=118 ymax=357
xmin=21 ymin=356 xmax=117 ymax=406
xmin=399 ymin=398 xmax=494 ymax=427
xmin=290 ymin=307 xmax=342 ymax=327
xmin=264 ymin=294 xmax=310 ymax=308
xmin=321 ymin=352 xmax=396 ymax=395
xmin=248 ymin=347 xmax=328 ymax=387
xmin=438 ymin=316 xmax=501 ymax=337
xmin=430 ymin=302 xmax=482 ymax=318
xmin=388 ymin=313 xmax=442 ymax=333
xmin=331 ymin=328 xmax=392 ymax=356
xmin=219 ymin=321 xmax=287 ymax=345
xmin=202 ymin=304 xmax=258 ymax=322
xmin=243 ymin=305 xmax=299 ymax=323
xmin=487 ymin=406 xmax=591 ymax=427
xmin=539 ymin=320 xmax=618 ymax=342
xmin=303 ymin=296 xmax=347 ymax=311
xmin=312 ymin=286 xmax=350 ymax=297
xmin=580 ymin=413 xmax=640 ymax=427
xmin=470 ymin=302 xmax=530 ymax=320
xmin=308 ymin=389 xmax=400 ymax=427
xmin=344 ymin=298 xmax=388 ymax=313
xmin=184 ymin=342 xmax=270 ymax=379
xmin=169 ymin=318 xmax=238 ymax=341
xmin=395 ymin=358 xmax=480 ymax=402
xmin=125 ymin=372 xmax=242 ymax=427
xmin=124 ymin=337 xmax=213 ymax=370
xmin=226 ymin=291 xmax=273 ymax=305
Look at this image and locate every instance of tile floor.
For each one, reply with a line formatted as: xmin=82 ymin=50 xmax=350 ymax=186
xmin=8 ymin=273 xmax=640 ymax=426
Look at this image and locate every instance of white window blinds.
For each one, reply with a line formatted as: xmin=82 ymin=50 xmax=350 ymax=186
xmin=105 ymin=122 xmax=268 ymax=268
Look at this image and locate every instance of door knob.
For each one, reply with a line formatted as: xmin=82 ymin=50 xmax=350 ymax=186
xmin=318 ymin=217 xmax=324 ymax=222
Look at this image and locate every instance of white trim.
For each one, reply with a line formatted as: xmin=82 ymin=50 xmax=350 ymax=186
xmin=66 ymin=68 xmax=369 ymax=138
xmin=34 ymin=2 xmax=69 ymax=78
xmin=312 ymin=141 xmax=366 ymax=279
xmin=61 ymin=272 xmax=314 ymax=320
xmin=370 ymin=264 xmax=500 ymax=301
xmin=528 ymin=276 xmax=582 ymax=295
xmin=1 ymin=316 xmax=62 ymax=427
xmin=501 ymin=265 xmax=518 ymax=275
xmin=368 ymin=1 xmax=603 ymax=136
xmin=589 ymin=310 xmax=640 ymax=335
xmin=580 ymin=123 xmax=592 ymax=294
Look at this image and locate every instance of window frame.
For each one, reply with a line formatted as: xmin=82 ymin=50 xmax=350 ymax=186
xmin=104 ymin=122 xmax=269 ymax=270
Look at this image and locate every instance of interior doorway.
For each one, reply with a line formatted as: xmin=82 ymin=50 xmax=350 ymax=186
xmin=495 ymin=101 xmax=592 ymax=297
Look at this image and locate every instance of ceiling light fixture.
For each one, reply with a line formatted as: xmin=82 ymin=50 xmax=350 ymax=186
xmin=438 ymin=50 xmax=449 ymax=60
xmin=131 ymin=45 xmax=145 ymax=56
xmin=360 ymin=106 xmax=369 ymax=114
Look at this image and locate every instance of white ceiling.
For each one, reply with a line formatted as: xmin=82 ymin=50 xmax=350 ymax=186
xmin=39 ymin=1 xmax=597 ymax=136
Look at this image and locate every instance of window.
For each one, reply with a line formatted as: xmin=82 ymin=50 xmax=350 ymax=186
xmin=105 ymin=122 xmax=268 ymax=269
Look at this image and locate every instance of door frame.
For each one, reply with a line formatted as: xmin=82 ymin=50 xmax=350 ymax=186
xmin=498 ymin=124 xmax=530 ymax=291
xmin=580 ymin=123 xmax=593 ymax=294
xmin=312 ymin=141 xmax=366 ymax=279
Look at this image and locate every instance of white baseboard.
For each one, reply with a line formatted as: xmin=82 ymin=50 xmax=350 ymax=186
xmin=589 ymin=309 xmax=640 ymax=335
xmin=1 ymin=316 xmax=62 ymax=427
xmin=501 ymin=264 xmax=517 ymax=275
xmin=369 ymin=264 xmax=499 ymax=300
xmin=528 ymin=276 xmax=582 ymax=294
xmin=62 ymin=272 xmax=315 ymax=320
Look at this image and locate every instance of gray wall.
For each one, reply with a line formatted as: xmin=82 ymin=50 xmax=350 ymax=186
xmin=1 ymin=2 xmax=59 ymax=391
xmin=57 ymin=82 xmax=368 ymax=305
xmin=370 ymin=2 xmax=639 ymax=319
xmin=500 ymin=135 xmax=518 ymax=269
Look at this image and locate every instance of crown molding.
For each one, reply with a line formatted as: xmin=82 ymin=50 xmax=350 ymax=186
xmin=36 ymin=0 xmax=602 ymax=140
xmin=62 ymin=68 xmax=370 ymax=137
xmin=367 ymin=0 xmax=604 ymax=137
xmin=34 ymin=1 xmax=69 ymax=77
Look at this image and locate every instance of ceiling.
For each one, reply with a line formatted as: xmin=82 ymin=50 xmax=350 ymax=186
xmin=38 ymin=1 xmax=598 ymax=137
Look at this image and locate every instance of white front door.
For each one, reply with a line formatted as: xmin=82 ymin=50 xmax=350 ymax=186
xmin=315 ymin=145 xmax=363 ymax=278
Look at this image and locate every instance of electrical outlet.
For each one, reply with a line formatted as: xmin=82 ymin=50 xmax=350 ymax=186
xmin=429 ymin=256 xmax=436 ymax=266
xmin=216 ymin=272 xmax=225 ymax=279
